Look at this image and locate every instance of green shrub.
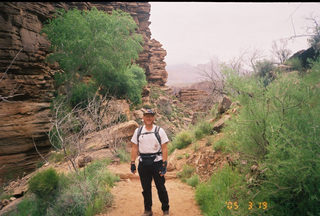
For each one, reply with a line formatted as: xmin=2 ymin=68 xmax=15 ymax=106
xmin=4 ymin=194 xmax=43 ymax=216
xmin=213 ymin=139 xmax=226 ymax=152
xmin=210 ymin=103 xmax=219 ymax=118
xmin=195 ymin=166 xmax=246 ymax=216
xmin=193 ymin=121 xmax=212 ymax=140
xmin=169 ymin=130 xmax=193 ymax=154
xmin=177 ymin=165 xmax=195 ymax=182
xmin=116 ymin=148 xmax=130 ymax=163
xmin=285 ymin=57 xmax=304 ymax=72
xmin=28 ymin=168 xmax=59 ymax=200
xmin=70 ymin=82 xmax=96 ymax=108
xmin=47 ymin=184 xmax=87 ymax=216
xmin=255 ymin=59 xmax=276 ymax=86
xmin=48 ymin=151 xmax=65 ymax=163
xmin=42 ymin=7 xmax=146 ymax=107
xmin=217 ymin=60 xmax=320 ymax=215
xmin=48 ymin=159 xmax=118 ymax=216
xmin=186 ymin=174 xmax=199 ymax=188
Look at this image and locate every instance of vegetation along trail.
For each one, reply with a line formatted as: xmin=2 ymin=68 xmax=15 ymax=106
xmin=97 ymin=163 xmax=202 ymax=216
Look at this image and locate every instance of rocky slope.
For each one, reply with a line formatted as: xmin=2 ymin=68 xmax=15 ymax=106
xmin=0 ymin=2 xmax=167 ymax=182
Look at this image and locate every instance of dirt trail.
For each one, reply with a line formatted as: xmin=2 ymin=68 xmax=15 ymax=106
xmin=97 ymin=163 xmax=202 ymax=216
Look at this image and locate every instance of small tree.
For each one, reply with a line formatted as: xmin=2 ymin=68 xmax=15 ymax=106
xmin=255 ymin=59 xmax=276 ymax=86
xmin=42 ymin=7 xmax=147 ymax=106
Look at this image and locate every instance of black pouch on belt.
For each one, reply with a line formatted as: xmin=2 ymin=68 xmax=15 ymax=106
xmin=140 ymin=153 xmax=158 ymax=166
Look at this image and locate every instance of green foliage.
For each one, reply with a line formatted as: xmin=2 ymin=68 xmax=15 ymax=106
xmin=210 ymin=103 xmax=219 ymax=118
xmin=186 ymin=174 xmax=200 ymax=188
xmin=168 ymin=130 xmax=193 ymax=154
xmin=212 ymin=60 xmax=320 ymax=215
xmin=115 ymin=143 xmax=130 ymax=163
xmin=169 ymin=120 xmax=212 ymax=154
xmin=177 ymin=165 xmax=195 ymax=182
xmin=285 ymin=57 xmax=304 ymax=72
xmin=255 ymin=59 xmax=276 ymax=86
xmin=193 ymin=121 xmax=212 ymax=140
xmin=42 ymin=7 xmax=146 ymax=106
xmin=70 ymin=82 xmax=96 ymax=108
xmin=307 ymin=18 xmax=320 ymax=50
xmin=48 ymin=151 xmax=65 ymax=163
xmin=3 ymin=194 xmax=43 ymax=216
xmin=0 ymin=190 xmax=11 ymax=201
xmin=213 ymin=139 xmax=227 ymax=152
xmin=195 ymin=166 xmax=247 ymax=216
xmin=28 ymin=168 xmax=59 ymax=200
xmin=7 ymin=159 xmax=119 ymax=216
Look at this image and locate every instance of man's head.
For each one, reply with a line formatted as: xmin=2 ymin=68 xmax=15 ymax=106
xmin=142 ymin=109 xmax=155 ymax=126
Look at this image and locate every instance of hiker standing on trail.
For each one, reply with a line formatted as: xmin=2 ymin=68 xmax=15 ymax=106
xmin=130 ymin=108 xmax=170 ymax=216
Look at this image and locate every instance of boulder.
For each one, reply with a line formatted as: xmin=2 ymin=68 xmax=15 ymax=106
xmin=212 ymin=114 xmax=231 ymax=133
xmin=77 ymin=155 xmax=92 ymax=168
xmin=85 ymin=120 xmax=139 ymax=151
xmin=217 ymin=96 xmax=232 ymax=114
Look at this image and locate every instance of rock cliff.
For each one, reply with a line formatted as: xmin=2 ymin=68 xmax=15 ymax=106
xmin=0 ymin=2 xmax=168 ymax=182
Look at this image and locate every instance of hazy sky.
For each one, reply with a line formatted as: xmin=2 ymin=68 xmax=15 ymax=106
xmin=149 ymin=2 xmax=320 ymax=66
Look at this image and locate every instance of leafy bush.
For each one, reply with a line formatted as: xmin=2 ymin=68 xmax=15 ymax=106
xmin=254 ymin=59 xmax=276 ymax=86
xmin=285 ymin=57 xmax=304 ymax=72
xmin=177 ymin=165 xmax=195 ymax=182
xmin=7 ymin=159 xmax=119 ymax=216
xmin=193 ymin=121 xmax=212 ymax=140
xmin=195 ymin=166 xmax=246 ymax=216
xmin=42 ymin=7 xmax=146 ymax=106
xmin=213 ymin=139 xmax=226 ymax=152
xmin=186 ymin=174 xmax=200 ymax=188
xmin=70 ymin=82 xmax=96 ymax=108
xmin=169 ymin=130 xmax=193 ymax=154
xmin=28 ymin=168 xmax=59 ymax=200
xmin=116 ymin=148 xmax=130 ymax=163
xmin=48 ymin=151 xmax=65 ymax=163
xmin=3 ymin=194 xmax=43 ymax=216
xmin=216 ymin=60 xmax=320 ymax=215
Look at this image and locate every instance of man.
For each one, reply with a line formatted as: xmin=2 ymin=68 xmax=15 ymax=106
xmin=130 ymin=108 xmax=170 ymax=216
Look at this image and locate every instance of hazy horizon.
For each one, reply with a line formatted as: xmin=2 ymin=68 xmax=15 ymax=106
xmin=149 ymin=2 xmax=320 ymax=67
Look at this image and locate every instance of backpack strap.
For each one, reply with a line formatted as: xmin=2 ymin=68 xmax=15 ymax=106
xmin=154 ymin=126 xmax=162 ymax=146
xmin=137 ymin=125 xmax=143 ymax=155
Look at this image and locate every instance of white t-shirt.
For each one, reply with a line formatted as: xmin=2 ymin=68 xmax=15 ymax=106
xmin=131 ymin=124 xmax=169 ymax=162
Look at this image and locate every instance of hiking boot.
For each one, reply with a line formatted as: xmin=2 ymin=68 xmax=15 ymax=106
xmin=141 ymin=210 xmax=153 ymax=216
xmin=163 ymin=210 xmax=170 ymax=216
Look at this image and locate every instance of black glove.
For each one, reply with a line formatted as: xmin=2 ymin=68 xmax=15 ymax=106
xmin=160 ymin=161 xmax=167 ymax=175
xmin=130 ymin=162 xmax=136 ymax=174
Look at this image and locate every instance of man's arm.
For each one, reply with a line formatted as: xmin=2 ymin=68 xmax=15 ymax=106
xmin=131 ymin=142 xmax=138 ymax=162
xmin=130 ymin=142 xmax=138 ymax=174
xmin=160 ymin=142 xmax=169 ymax=176
xmin=162 ymin=142 xmax=169 ymax=162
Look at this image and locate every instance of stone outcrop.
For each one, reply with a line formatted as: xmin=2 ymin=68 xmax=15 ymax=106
xmin=147 ymin=39 xmax=168 ymax=86
xmin=217 ymin=96 xmax=232 ymax=114
xmin=289 ymin=46 xmax=320 ymax=69
xmin=0 ymin=2 xmax=168 ymax=182
xmin=177 ymin=88 xmax=208 ymax=111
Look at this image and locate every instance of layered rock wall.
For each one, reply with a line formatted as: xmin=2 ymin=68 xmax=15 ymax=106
xmin=177 ymin=88 xmax=208 ymax=111
xmin=0 ymin=2 xmax=168 ymax=182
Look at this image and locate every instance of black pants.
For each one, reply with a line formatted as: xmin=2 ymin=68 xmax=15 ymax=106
xmin=138 ymin=160 xmax=169 ymax=212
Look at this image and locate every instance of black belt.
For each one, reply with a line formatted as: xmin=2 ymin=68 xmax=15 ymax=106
xmin=140 ymin=152 xmax=162 ymax=156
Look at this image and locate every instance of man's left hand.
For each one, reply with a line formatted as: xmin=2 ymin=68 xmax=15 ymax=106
xmin=159 ymin=161 xmax=167 ymax=176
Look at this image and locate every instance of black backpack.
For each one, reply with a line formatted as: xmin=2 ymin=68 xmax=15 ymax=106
xmin=137 ymin=125 xmax=162 ymax=155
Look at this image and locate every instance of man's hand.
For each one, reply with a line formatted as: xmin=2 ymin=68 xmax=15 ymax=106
xmin=159 ymin=161 xmax=167 ymax=176
xmin=130 ymin=161 xmax=136 ymax=174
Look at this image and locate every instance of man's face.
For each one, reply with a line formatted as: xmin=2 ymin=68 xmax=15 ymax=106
xmin=143 ymin=113 xmax=155 ymax=125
